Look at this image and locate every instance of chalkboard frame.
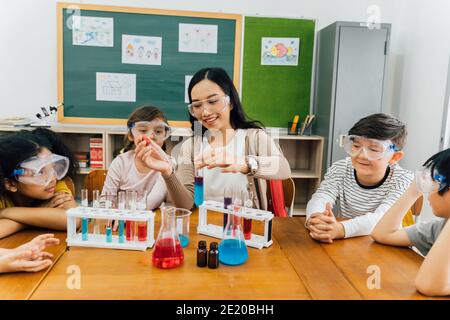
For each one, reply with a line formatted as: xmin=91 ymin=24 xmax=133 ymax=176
xmin=56 ymin=2 xmax=242 ymax=126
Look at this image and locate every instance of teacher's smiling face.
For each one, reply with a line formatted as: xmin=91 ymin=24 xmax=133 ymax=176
xmin=190 ymin=79 xmax=233 ymax=131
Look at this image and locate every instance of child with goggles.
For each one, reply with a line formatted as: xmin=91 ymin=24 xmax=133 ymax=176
xmin=306 ymin=113 xmax=414 ymax=242
xmin=101 ymin=106 xmax=172 ymax=213
xmin=0 ymin=128 xmax=77 ymax=239
xmin=372 ymin=148 xmax=450 ymax=296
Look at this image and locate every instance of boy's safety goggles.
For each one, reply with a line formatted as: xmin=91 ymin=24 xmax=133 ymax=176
xmin=342 ymin=135 xmax=400 ymax=161
xmin=415 ymin=167 xmax=448 ymax=194
xmin=10 ymin=154 xmax=69 ymax=186
xmin=128 ymin=120 xmax=171 ymax=141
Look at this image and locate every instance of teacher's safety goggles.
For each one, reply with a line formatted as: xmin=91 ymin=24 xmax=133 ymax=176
xmin=187 ymin=95 xmax=230 ymax=117
xmin=10 ymin=154 xmax=69 ymax=186
xmin=342 ymin=135 xmax=400 ymax=161
xmin=128 ymin=120 xmax=171 ymax=141
xmin=415 ymin=167 xmax=448 ymax=194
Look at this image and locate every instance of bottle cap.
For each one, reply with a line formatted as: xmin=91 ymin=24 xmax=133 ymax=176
xmin=210 ymin=242 xmax=218 ymax=250
xmin=198 ymin=240 xmax=207 ymax=249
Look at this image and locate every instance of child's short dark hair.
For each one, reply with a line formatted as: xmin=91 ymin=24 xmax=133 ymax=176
xmin=348 ymin=113 xmax=407 ymax=149
xmin=423 ymin=148 xmax=450 ymax=195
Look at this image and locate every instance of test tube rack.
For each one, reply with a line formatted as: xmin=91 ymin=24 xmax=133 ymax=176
xmin=197 ymin=200 xmax=274 ymax=249
xmin=66 ymin=207 xmax=155 ymax=251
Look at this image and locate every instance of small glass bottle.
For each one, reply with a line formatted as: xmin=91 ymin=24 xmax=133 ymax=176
xmin=196 ymin=240 xmax=207 ymax=267
xmin=208 ymin=242 xmax=219 ymax=269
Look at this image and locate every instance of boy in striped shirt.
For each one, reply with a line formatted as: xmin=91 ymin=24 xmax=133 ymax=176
xmin=306 ymin=113 xmax=414 ymax=242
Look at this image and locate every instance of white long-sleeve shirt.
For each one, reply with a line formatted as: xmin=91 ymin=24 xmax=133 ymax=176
xmin=306 ymin=158 xmax=413 ymax=238
xmin=101 ymin=150 xmax=167 ymax=210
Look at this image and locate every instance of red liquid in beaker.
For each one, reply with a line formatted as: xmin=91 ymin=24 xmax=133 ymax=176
xmin=138 ymin=223 xmax=147 ymax=241
xmin=152 ymin=238 xmax=184 ymax=269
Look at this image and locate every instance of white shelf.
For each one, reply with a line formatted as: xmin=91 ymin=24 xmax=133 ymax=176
xmin=291 ymin=169 xmax=320 ymax=179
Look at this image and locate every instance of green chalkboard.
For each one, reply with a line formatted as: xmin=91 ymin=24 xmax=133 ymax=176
xmin=241 ymin=17 xmax=315 ymax=128
xmin=58 ymin=3 xmax=241 ymax=125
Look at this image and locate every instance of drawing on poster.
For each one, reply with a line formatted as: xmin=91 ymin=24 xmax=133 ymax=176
xmin=261 ymin=37 xmax=300 ymax=66
xmin=179 ymin=23 xmax=218 ymax=54
xmin=72 ymin=16 xmax=114 ymax=47
xmin=96 ymin=72 xmax=136 ymax=102
xmin=122 ymin=35 xmax=162 ymax=65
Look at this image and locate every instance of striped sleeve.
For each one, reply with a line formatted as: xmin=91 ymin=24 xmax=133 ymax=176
xmin=306 ymin=159 xmax=346 ymax=222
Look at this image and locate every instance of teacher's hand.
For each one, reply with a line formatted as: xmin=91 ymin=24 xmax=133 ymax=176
xmin=194 ymin=147 xmax=249 ymax=174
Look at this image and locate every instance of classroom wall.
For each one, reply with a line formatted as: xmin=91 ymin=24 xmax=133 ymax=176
xmin=1 ymin=0 xmax=449 ymax=219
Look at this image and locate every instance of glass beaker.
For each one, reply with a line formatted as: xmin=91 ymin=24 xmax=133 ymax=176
xmin=218 ymin=198 xmax=249 ymax=266
xmin=174 ymin=208 xmax=192 ymax=248
xmin=152 ymin=206 xmax=184 ymax=269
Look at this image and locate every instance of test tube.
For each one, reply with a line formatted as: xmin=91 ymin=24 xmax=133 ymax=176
xmin=105 ymin=192 xmax=113 ymax=243
xmin=136 ymin=191 xmax=147 ymax=242
xmin=92 ymin=190 xmax=100 ymax=235
xmin=81 ymin=189 xmax=89 ymax=241
xmin=126 ymin=190 xmax=137 ymax=241
xmin=242 ymin=190 xmax=253 ymax=240
xmin=223 ymin=187 xmax=232 ymax=230
xmin=118 ymin=191 xmax=126 ymax=243
xmin=194 ymin=169 xmax=204 ymax=207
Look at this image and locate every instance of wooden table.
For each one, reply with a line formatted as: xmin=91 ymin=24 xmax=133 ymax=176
xmin=274 ymin=218 xmax=440 ymax=300
xmin=1 ymin=213 xmax=446 ymax=300
xmin=0 ymin=230 xmax=67 ymax=300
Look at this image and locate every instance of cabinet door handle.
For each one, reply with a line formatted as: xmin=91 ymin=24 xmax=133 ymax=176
xmin=338 ymin=134 xmax=346 ymax=147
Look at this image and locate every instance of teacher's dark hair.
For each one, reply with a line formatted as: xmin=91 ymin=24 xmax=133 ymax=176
xmin=187 ymin=67 xmax=263 ymax=132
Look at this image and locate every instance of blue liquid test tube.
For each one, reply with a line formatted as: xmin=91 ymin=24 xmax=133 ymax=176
xmin=81 ymin=218 xmax=89 ymax=241
xmin=118 ymin=220 xmax=125 ymax=243
xmin=106 ymin=226 xmax=112 ymax=243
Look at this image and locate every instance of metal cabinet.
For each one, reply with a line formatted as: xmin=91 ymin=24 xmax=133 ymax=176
xmin=313 ymin=21 xmax=391 ymax=173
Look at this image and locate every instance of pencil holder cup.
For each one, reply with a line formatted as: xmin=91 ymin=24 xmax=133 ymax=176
xmin=288 ymin=122 xmax=300 ymax=135
xmin=299 ymin=122 xmax=312 ymax=136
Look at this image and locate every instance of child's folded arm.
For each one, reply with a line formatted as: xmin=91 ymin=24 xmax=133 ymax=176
xmin=0 ymin=207 xmax=67 ymax=231
xmin=343 ymin=179 xmax=414 ymax=239
xmin=415 ymin=220 xmax=450 ymax=296
xmin=340 ymin=203 xmax=391 ymax=238
xmin=0 ymin=217 xmax=27 ymax=239
xmin=371 ymin=183 xmax=421 ymax=246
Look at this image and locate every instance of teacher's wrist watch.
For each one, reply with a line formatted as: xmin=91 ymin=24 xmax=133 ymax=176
xmin=245 ymin=155 xmax=259 ymax=176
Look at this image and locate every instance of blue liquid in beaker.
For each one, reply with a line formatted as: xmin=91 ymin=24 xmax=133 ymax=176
xmin=218 ymin=239 xmax=248 ymax=265
xmin=179 ymin=234 xmax=189 ymax=248
xmin=194 ymin=176 xmax=204 ymax=206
